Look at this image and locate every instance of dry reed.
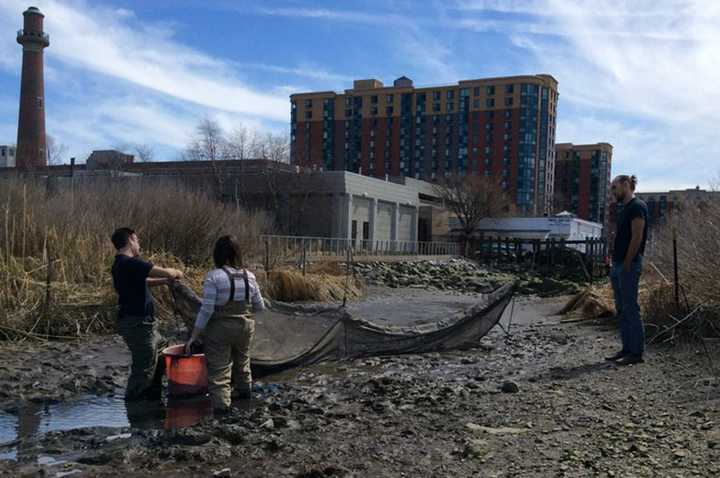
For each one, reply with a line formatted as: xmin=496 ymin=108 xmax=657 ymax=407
xmin=0 ymin=178 xmax=270 ymax=341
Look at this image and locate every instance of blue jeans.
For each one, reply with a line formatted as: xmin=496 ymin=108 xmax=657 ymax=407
xmin=610 ymin=261 xmax=645 ymax=356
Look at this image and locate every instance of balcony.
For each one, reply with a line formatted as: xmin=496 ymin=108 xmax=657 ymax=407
xmin=17 ymin=29 xmax=50 ymax=47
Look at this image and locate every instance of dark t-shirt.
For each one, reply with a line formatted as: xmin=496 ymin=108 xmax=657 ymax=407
xmin=612 ymin=197 xmax=649 ymax=263
xmin=111 ymin=255 xmax=154 ymax=318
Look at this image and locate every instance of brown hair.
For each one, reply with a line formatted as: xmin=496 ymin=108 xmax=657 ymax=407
xmin=614 ymin=175 xmax=638 ymax=191
xmin=213 ymin=235 xmax=242 ymax=269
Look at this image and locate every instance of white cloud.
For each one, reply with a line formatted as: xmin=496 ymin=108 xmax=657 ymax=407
xmin=452 ymin=0 xmax=720 ymax=189
xmin=0 ymin=0 xmax=288 ymax=122
xmin=256 ymin=7 xmax=405 ymax=26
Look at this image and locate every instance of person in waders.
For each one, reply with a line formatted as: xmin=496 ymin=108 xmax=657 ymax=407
xmin=185 ymin=235 xmax=265 ymax=412
xmin=111 ymin=227 xmax=184 ymax=400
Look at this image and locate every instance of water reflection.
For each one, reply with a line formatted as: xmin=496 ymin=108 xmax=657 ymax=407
xmin=0 ymin=394 xmax=218 ymax=463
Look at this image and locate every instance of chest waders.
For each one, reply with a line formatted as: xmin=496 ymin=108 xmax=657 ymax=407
xmin=204 ymin=267 xmax=256 ymax=409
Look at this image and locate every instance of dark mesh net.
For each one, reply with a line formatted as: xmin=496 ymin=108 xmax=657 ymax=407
xmin=170 ymin=282 xmax=515 ymax=376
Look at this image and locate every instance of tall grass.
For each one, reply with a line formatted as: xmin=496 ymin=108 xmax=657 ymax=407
xmin=646 ymin=199 xmax=720 ymax=338
xmin=0 ymin=178 xmax=271 ymax=340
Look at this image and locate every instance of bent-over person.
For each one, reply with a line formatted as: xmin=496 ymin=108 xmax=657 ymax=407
xmin=185 ymin=235 xmax=265 ymax=412
xmin=111 ymin=227 xmax=183 ymax=400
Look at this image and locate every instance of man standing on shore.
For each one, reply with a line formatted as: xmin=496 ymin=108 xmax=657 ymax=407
xmin=111 ymin=227 xmax=184 ymax=400
xmin=606 ymin=175 xmax=648 ymax=366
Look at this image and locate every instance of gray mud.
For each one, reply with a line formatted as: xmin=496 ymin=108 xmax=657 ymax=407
xmin=1 ymin=292 xmax=720 ymax=477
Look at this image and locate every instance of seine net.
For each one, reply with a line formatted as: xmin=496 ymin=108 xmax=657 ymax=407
xmin=170 ymin=281 xmax=515 ymax=376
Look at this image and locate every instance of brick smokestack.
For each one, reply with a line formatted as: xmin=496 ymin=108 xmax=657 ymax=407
xmin=16 ymin=6 xmax=50 ymax=170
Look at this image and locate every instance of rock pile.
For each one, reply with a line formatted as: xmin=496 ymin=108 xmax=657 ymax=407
xmin=352 ymin=258 xmax=514 ymax=294
xmin=352 ymin=258 xmax=585 ymax=297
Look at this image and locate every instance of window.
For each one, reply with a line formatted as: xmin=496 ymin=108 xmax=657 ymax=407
xmin=433 ymin=103 xmax=441 ymax=112
xmin=305 ymin=99 xmax=313 ymax=108
xmin=486 ymin=98 xmax=495 ymax=108
xmin=473 ymin=99 xmax=481 ymax=109
xmin=433 ymin=91 xmax=441 ymax=101
xmin=386 ymin=106 xmax=394 ymax=115
xmin=291 ymin=101 xmax=297 ymax=110
xmin=447 ymin=90 xmax=455 ymax=100
xmin=305 ymin=111 xmax=312 ymax=119
xmin=371 ymin=106 xmax=378 ymax=115
xmin=504 ymin=97 xmax=513 ymax=107
xmin=447 ymin=102 xmax=454 ymax=112
xmin=474 ymin=87 xmax=481 ymax=96
xmin=487 ymin=85 xmax=495 ymax=95
xmin=345 ymin=109 xmax=352 ymax=117
xmin=505 ymin=84 xmax=514 ymax=94
xmin=371 ymin=95 xmax=378 ymax=104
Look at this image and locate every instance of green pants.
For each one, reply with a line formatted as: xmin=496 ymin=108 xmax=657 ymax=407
xmin=117 ymin=316 xmax=167 ymax=400
xmin=205 ymin=316 xmax=255 ymax=409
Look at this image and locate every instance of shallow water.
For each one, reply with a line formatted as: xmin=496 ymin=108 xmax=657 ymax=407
xmin=0 ymin=395 xmax=214 ymax=462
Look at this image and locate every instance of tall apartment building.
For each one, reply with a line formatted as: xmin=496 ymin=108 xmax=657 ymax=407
xmin=0 ymin=145 xmax=16 ymax=168
xmin=290 ymin=74 xmax=558 ymax=215
xmin=554 ymin=143 xmax=612 ymax=228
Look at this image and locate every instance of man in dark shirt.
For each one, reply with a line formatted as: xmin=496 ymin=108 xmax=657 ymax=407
xmin=607 ymin=175 xmax=648 ymax=366
xmin=111 ymin=227 xmax=183 ymax=400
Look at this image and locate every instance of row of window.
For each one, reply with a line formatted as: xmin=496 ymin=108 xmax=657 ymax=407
xmin=295 ymin=83 xmax=549 ymax=116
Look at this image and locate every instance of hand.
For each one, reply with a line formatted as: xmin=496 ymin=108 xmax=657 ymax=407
xmin=184 ymin=337 xmax=196 ymax=355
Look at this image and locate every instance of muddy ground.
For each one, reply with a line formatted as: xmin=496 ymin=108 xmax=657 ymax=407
xmin=1 ymin=291 xmax=720 ymax=477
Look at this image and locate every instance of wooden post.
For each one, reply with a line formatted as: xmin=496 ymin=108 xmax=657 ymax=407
xmin=546 ymin=238 xmax=553 ymax=268
xmin=673 ymin=227 xmax=680 ymax=310
xmin=265 ymin=239 xmax=270 ymax=273
xmin=44 ymin=232 xmax=53 ymax=336
xmin=302 ymin=240 xmax=307 ymax=276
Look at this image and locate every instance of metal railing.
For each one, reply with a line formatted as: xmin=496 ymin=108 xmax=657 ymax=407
xmin=261 ymin=234 xmax=459 ymax=259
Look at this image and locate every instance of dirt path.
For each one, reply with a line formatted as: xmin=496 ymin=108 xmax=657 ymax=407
xmin=2 ymin=295 xmax=720 ymax=477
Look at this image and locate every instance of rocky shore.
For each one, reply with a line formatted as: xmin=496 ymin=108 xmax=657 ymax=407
xmin=353 ymin=258 xmax=583 ymax=297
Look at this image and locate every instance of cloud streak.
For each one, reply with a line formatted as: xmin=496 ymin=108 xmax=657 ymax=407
xmin=0 ymin=0 xmax=288 ymax=122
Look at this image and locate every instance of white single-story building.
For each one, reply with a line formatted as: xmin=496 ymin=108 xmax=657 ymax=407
xmin=450 ymin=211 xmax=603 ymax=253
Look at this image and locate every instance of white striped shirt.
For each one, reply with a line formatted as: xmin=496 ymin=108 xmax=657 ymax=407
xmin=194 ymin=267 xmax=265 ymax=330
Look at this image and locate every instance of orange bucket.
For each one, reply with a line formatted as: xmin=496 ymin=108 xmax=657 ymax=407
xmin=162 ymin=344 xmax=208 ymax=397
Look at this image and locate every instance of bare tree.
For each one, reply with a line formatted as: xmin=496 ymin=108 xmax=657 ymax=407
xmin=114 ymin=143 xmax=155 ymax=163
xmin=225 ymin=125 xmax=251 ymax=160
xmin=183 ymin=118 xmax=227 ymax=162
xmin=709 ymin=172 xmax=720 ymax=192
xmin=248 ymin=131 xmax=290 ymax=163
xmin=433 ymin=175 xmax=514 ymax=252
xmin=133 ymin=144 xmax=154 ymax=162
xmin=46 ymin=135 xmax=68 ymax=165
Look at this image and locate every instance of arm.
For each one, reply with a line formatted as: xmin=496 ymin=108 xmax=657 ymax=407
xmin=248 ymin=273 xmax=266 ymax=313
xmin=146 ymin=277 xmax=171 ymax=287
xmin=185 ymin=273 xmax=217 ymax=354
xmin=623 ymin=217 xmax=646 ymax=271
xmin=148 ymin=265 xmax=183 ymax=280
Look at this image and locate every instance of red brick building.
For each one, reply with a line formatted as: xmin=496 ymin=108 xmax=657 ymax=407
xmin=290 ymin=75 xmax=558 ymax=216
xmin=553 ymin=143 xmax=613 ymax=229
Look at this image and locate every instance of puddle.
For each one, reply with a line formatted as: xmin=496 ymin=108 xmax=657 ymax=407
xmin=0 ymin=395 xmax=215 ymax=463
xmin=0 ymin=382 xmax=284 ymax=463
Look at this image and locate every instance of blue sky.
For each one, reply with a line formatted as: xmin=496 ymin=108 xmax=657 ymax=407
xmin=0 ymin=0 xmax=717 ymax=191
